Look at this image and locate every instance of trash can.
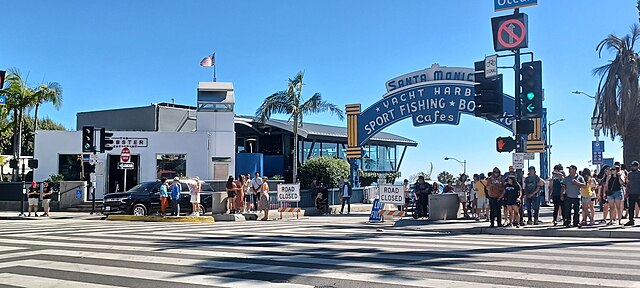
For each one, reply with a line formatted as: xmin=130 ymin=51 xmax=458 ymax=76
xmin=428 ymin=194 xmax=459 ymax=220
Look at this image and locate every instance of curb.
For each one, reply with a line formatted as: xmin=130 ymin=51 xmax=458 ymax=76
xmin=425 ymin=226 xmax=640 ymax=239
xmin=106 ymin=215 xmax=215 ymax=223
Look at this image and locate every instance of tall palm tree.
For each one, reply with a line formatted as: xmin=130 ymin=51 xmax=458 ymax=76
xmin=1 ymin=69 xmax=36 ymax=181
xmin=593 ymin=24 xmax=640 ymax=164
xmin=256 ymin=71 xmax=344 ymax=183
xmin=32 ymin=82 xmax=63 ymax=131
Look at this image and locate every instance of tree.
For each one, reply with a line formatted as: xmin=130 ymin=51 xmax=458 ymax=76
xmin=593 ymin=24 xmax=640 ymax=164
xmin=32 ymin=82 xmax=63 ymax=132
xmin=299 ymin=157 xmax=349 ymax=189
xmin=1 ymin=69 xmax=36 ymax=181
xmin=0 ymin=115 xmax=66 ymax=156
xmin=437 ymin=170 xmax=456 ymax=184
xmin=256 ymin=71 xmax=344 ymax=183
xmin=408 ymin=162 xmax=434 ymax=183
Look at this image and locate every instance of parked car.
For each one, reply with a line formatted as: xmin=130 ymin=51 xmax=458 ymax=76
xmin=102 ymin=180 xmax=214 ymax=216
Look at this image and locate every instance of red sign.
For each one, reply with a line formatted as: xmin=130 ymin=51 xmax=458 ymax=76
xmin=120 ymin=147 xmax=131 ymax=163
xmin=497 ymin=19 xmax=526 ymax=49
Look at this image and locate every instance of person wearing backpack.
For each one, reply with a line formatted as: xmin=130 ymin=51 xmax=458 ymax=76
xmin=523 ymin=166 xmax=544 ymax=225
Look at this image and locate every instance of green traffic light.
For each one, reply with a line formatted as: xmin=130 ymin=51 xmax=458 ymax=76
xmin=527 ymin=92 xmax=535 ymax=100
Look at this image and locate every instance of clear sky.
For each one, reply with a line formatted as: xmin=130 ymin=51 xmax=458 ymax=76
xmin=1 ymin=0 xmax=636 ymax=179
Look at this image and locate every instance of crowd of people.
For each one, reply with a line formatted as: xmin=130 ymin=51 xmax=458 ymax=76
xmin=407 ymin=160 xmax=640 ymax=228
xmin=221 ymin=172 xmax=271 ymax=220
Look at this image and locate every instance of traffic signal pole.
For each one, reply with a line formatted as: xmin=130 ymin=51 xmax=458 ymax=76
xmin=513 ymin=8 xmax=524 ymax=182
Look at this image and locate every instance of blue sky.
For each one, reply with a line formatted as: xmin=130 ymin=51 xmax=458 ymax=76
xmin=1 ymin=0 xmax=636 ymax=179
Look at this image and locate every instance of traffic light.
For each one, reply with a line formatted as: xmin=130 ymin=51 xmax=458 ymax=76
xmin=99 ymin=128 xmax=114 ymax=152
xmin=520 ymin=61 xmax=542 ymax=118
xmin=514 ymin=119 xmax=534 ymax=135
xmin=474 ymin=61 xmax=504 ymax=119
xmin=0 ymin=70 xmax=5 ymax=89
xmin=82 ymin=126 xmax=95 ymax=152
xmin=496 ymin=136 xmax=516 ymax=153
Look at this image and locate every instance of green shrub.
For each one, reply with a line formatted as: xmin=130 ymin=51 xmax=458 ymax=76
xmin=299 ymin=157 xmax=349 ymax=189
xmin=46 ymin=174 xmax=64 ymax=191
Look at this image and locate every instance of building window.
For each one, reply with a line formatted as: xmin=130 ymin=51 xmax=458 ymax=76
xmin=156 ymin=154 xmax=187 ymax=179
xmin=322 ymin=142 xmax=338 ymax=158
xmin=58 ymin=154 xmax=83 ymax=181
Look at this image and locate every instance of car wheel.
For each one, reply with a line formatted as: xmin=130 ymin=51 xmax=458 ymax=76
xmin=132 ymin=204 xmax=147 ymax=216
xmin=198 ymin=204 xmax=206 ymax=215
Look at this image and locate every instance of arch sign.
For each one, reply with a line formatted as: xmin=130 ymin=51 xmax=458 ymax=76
xmin=346 ymin=64 xmax=516 ymax=150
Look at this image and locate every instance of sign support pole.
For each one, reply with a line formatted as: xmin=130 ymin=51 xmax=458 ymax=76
xmin=123 ymin=169 xmax=127 ymax=192
xmin=513 ymin=8 xmax=524 ymax=183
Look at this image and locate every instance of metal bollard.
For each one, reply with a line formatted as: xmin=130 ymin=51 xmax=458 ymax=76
xmin=19 ymin=181 xmax=26 ymax=217
xmin=90 ymin=186 xmax=96 ymax=215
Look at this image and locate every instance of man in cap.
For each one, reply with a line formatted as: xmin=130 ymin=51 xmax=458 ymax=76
xmin=27 ymin=181 xmax=40 ymax=217
xmin=523 ymin=166 xmax=545 ymax=225
xmin=624 ymin=161 xmax=640 ymax=226
xmin=563 ymin=165 xmax=585 ymax=228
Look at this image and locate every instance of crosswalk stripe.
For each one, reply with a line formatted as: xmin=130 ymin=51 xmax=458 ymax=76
xmin=0 ymin=273 xmax=121 ymax=288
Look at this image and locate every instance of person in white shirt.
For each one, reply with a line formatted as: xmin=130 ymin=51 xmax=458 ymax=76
xmin=189 ymin=176 xmax=201 ymax=216
xmin=339 ymin=177 xmax=352 ymax=214
xmin=250 ymin=172 xmax=263 ymax=212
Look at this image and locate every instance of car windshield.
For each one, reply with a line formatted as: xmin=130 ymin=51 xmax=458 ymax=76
xmin=127 ymin=182 xmax=158 ymax=193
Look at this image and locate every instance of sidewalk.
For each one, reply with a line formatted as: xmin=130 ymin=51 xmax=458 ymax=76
xmin=393 ymin=207 xmax=640 ymax=239
xmin=0 ymin=211 xmax=105 ymax=221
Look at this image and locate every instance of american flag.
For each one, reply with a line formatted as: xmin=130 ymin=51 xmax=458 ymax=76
xmin=199 ymin=53 xmax=215 ymax=67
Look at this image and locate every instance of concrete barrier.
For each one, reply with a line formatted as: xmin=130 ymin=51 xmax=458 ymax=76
xmin=58 ymin=181 xmax=87 ymax=209
xmin=107 ymin=215 xmax=215 ymax=223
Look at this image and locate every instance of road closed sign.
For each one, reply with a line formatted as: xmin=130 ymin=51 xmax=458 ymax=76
xmin=379 ymin=185 xmax=405 ymax=205
xmin=277 ymin=184 xmax=300 ymax=202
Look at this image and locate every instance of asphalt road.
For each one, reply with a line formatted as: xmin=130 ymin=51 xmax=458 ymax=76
xmin=0 ymin=215 xmax=639 ymax=288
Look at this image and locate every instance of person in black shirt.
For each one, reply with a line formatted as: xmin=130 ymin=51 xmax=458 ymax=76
xmin=413 ymin=176 xmax=432 ymax=218
xmin=504 ymin=176 xmax=522 ymax=227
xmin=42 ymin=181 xmax=53 ymax=217
xmin=27 ymin=181 xmax=40 ymax=217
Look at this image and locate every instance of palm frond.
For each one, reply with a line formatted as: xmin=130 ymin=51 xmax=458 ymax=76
xmin=300 ymin=93 xmax=345 ymax=121
xmin=255 ymin=91 xmax=292 ymax=123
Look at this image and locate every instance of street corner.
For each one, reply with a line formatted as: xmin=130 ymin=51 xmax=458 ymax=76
xmin=106 ymin=215 xmax=215 ymax=223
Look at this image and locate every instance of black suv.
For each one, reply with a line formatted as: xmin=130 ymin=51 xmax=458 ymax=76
xmin=102 ymin=180 xmax=214 ymax=216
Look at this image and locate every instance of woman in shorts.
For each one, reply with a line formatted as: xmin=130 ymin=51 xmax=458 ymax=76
xmin=259 ymin=177 xmax=270 ymax=220
xmin=235 ymin=175 xmax=245 ymax=214
xmin=225 ymin=176 xmax=238 ymax=214
xmin=504 ymin=176 xmax=521 ymax=228
xmin=580 ymin=169 xmax=596 ymax=226
xmin=189 ymin=176 xmax=201 ymax=216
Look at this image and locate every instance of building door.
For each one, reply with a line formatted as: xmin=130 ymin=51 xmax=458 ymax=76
xmin=107 ymin=155 xmax=139 ymax=193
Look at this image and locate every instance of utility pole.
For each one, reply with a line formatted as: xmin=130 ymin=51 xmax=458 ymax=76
xmin=513 ymin=8 xmax=523 ymax=182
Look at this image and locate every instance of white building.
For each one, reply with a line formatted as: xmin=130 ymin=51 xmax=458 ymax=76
xmin=33 ymin=82 xmax=236 ymax=198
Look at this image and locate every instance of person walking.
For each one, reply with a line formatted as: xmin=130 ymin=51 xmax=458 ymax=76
xmin=170 ymin=177 xmax=181 ymax=216
xmin=225 ymin=176 xmax=238 ymax=214
xmin=250 ymin=172 xmax=263 ymax=212
xmin=580 ymin=168 xmax=597 ymax=226
xmin=563 ymin=165 xmax=585 ymax=228
xmin=339 ymin=177 xmax=352 ymax=214
xmin=605 ymin=165 xmax=625 ymax=225
xmin=455 ymin=174 xmax=470 ymax=219
xmin=549 ymin=164 xmax=565 ymax=226
xmin=27 ymin=181 xmax=40 ymax=217
xmin=523 ymin=166 xmax=544 ymax=225
xmin=414 ymin=176 xmax=432 ymax=218
xmin=235 ymin=175 xmax=245 ymax=214
xmin=504 ymin=175 xmax=521 ymax=227
xmin=597 ymin=166 xmax=611 ymax=224
xmin=625 ymin=161 xmax=640 ymax=226
xmin=159 ymin=178 xmax=169 ymax=216
xmin=244 ymin=174 xmax=251 ymax=212
xmin=41 ymin=181 xmax=53 ymax=217
xmin=403 ymin=179 xmax=411 ymax=212
xmin=259 ymin=176 xmax=270 ymax=221
xmin=189 ymin=176 xmax=201 ymax=216
xmin=474 ymin=173 xmax=489 ymax=221
xmin=487 ymin=168 xmax=505 ymax=228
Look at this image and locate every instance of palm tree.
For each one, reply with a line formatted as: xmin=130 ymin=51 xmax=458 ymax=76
xmin=1 ymin=69 xmax=36 ymax=181
xmin=256 ymin=71 xmax=344 ymax=183
xmin=32 ymin=82 xmax=63 ymax=132
xmin=593 ymin=24 xmax=640 ymax=164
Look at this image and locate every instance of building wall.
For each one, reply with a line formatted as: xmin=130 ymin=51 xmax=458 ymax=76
xmin=157 ymin=106 xmax=196 ymax=132
xmin=34 ymin=130 xmax=234 ymax=198
xmin=77 ymin=106 xmax=156 ymax=131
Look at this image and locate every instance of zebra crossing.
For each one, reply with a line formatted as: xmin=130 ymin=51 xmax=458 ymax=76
xmin=1 ymin=218 xmax=640 ymax=288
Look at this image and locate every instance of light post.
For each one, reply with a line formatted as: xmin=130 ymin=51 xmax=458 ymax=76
xmin=548 ymin=118 xmax=566 ymax=171
xmin=573 ymin=90 xmax=600 ymax=171
xmin=444 ymin=157 xmax=466 ymax=175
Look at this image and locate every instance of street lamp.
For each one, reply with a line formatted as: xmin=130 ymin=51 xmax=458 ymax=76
xmin=444 ymin=157 xmax=466 ymax=175
xmin=548 ymin=118 xmax=566 ymax=171
xmin=572 ymin=90 xmax=595 ymax=99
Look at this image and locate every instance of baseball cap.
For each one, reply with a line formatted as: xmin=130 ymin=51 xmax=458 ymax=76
xmin=479 ymin=173 xmax=485 ymax=179
xmin=194 ymin=176 xmax=200 ymax=181
xmin=568 ymin=165 xmax=578 ymax=170
xmin=173 ymin=177 xmax=180 ymax=181
xmin=632 ymin=161 xmax=640 ymax=167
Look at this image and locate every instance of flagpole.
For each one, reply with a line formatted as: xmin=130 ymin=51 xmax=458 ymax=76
xmin=212 ymin=52 xmax=216 ymax=82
